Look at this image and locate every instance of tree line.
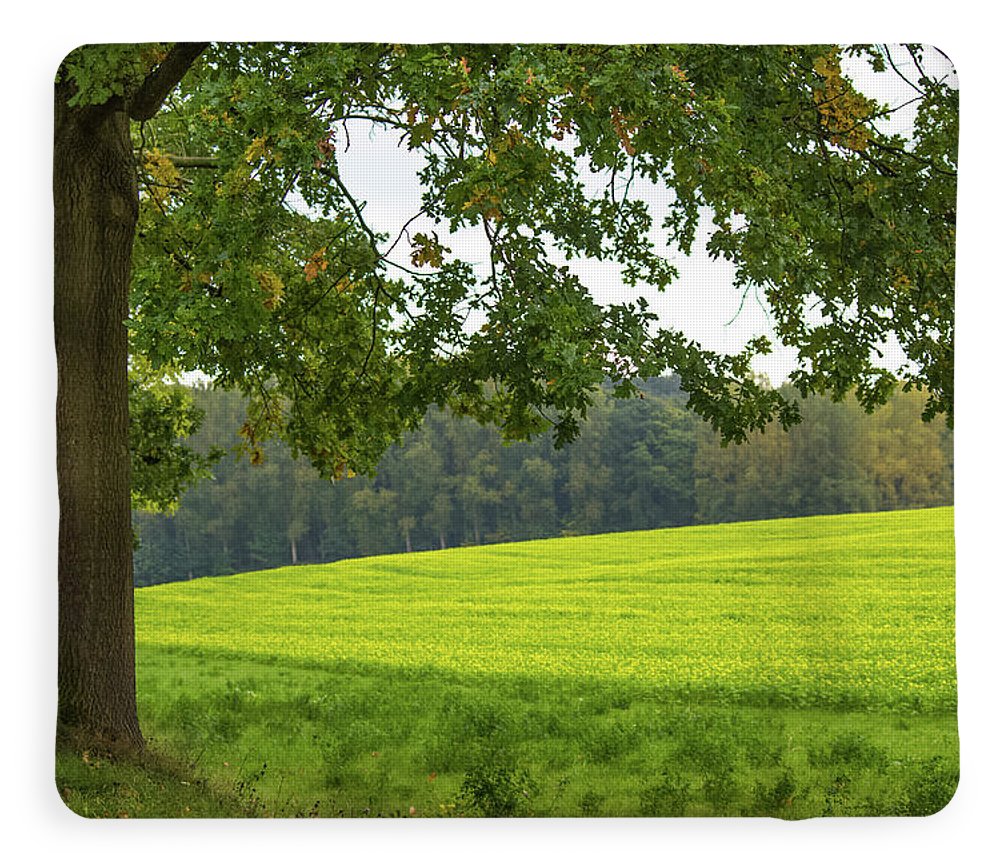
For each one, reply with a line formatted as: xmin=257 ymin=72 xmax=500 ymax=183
xmin=133 ymin=378 xmax=953 ymax=585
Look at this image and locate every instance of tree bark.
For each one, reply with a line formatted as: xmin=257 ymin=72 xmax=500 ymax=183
xmin=54 ymin=87 xmax=143 ymax=751
xmin=54 ymin=44 xmax=208 ymax=754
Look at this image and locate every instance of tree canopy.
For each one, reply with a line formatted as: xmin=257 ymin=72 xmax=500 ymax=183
xmin=53 ymin=42 xmax=957 ymax=750
xmin=68 ymin=42 xmax=956 ymax=479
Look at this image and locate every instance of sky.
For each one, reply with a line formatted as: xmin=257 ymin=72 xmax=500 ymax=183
xmin=328 ymin=45 xmax=957 ymax=386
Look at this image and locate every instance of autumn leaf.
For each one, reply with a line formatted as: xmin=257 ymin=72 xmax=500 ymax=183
xmin=610 ymin=107 xmax=637 ymax=156
xmin=812 ymin=50 xmax=876 ymax=152
xmin=244 ymin=135 xmax=270 ymax=164
xmin=304 ymin=247 xmax=329 ymax=282
xmin=255 ymin=269 xmax=285 ymax=310
xmin=143 ymin=147 xmax=181 ymax=205
xmin=410 ymin=232 xmax=450 ymax=268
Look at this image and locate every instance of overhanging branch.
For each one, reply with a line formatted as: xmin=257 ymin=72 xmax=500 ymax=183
xmin=129 ymin=42 xmax=210 ymax=122
xmin=165 ymin=154 xmax=219 ymax=169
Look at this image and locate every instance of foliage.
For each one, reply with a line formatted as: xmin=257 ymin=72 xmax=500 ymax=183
xmin=639 ymin=766 xmax=692 ymax=816
xmin=458 ymin=756 xmax=538 ymax=817
xmin=57 ymin=43 xmax=167 ymax=107
xmin=55 ymin=42 xmax=959 ymax=496
xmin=128 ymin=360 xmax=223 ymax=514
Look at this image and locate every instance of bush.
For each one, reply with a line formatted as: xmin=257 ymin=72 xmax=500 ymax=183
xmin=639 ymin=766 xmax=691 ymax=816
xmin=458 ymin=757 xmax=538 ymax=817
xmin=897 ymin=756 xmax=959 ymax=815
xmin=808 ymin=731 xmax=889 ymax=772
xmin=750 ymin=767 xmax=797 ymax=815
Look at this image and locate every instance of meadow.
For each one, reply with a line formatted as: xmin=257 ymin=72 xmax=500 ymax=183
xmin=59 ymin=507 xmax=958 ymax=818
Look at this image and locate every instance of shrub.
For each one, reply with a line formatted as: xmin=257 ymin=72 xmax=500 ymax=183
xmin=639 ymin=766 xmax=691 ymax=816
xmin=808 ymin=731 xmax=889 ymax=772
xmin=458 ymin=758 xmax=538 ymax=817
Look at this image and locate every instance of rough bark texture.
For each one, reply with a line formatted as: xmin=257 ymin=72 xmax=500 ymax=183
xmin=54 ymin=43 xmax=207 ymax=754
xmin=54 ymin=86 xmax=143 ymax=751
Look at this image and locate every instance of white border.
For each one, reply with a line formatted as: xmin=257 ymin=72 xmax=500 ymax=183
xmin=5 ymin=4 xmax=995 ymax=863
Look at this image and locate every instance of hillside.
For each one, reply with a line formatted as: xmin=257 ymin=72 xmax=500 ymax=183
xmin=136 ymin=506 xmax=956 ymax=711
xmin=63 ymin=507 xmax=957 ymax=817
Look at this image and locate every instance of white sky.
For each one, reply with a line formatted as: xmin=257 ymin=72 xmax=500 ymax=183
xmin=332 ymin=45 xmax=957 ymax=385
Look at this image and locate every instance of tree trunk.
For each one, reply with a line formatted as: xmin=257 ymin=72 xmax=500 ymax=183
xmin=54 ymin=86 xmax=143 ymax=752
xmin=290 ymin=536 xmax=298 ymax=565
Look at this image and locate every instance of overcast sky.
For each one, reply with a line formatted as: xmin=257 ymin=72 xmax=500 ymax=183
xmin=332 ymin=45 xmax=957 ymax=385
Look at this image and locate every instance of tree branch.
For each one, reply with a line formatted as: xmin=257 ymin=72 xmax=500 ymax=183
xmin=165 ymin=154 xmax=219 ymax=169
xmin=129 ymin=43 xmax=210 ymax=122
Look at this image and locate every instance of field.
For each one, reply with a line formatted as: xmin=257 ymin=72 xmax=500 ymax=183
xmin=61 ymin=507 xmax=958 ymax=817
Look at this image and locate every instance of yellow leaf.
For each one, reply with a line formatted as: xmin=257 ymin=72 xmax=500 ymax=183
xmin=256 ymin=269 xmax=285 ymax=310
xmin=245 ymin=136 xmax=269 ymax=164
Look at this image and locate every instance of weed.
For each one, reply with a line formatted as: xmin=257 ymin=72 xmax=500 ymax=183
xmin=703 ymin=767 xmax=739 ymax=811
xmin=822 ymin=774 xmax=856 ymax=816
xmin=423 ymin=696 xmax=517 ymax=772
xmin=234 ymin=763 xmax=268 ymax=816
xmin=895 ymin=756 xmax=958 ymax=815
xmin=639 ymin=766 xmax=691 ymax=816
xmin=458 ymin=757 xmax=538 ymax=817
xmin=579 ymin=718 xmax=640 ymax=762
xmin=750 ymin=767 xmax=797 ymax=815
xmin=579 ymin=789 xmax=605 ymax=816
xmin=808 ymin=731 xmax=889 ymax=773
xmin=672 ymin=730 xmax=738 ymax=777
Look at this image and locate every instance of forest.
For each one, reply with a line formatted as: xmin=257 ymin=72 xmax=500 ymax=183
xmin=133 ymin=377 xmax=954 ymax=585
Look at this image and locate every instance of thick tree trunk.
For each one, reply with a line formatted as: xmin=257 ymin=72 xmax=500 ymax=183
xmin=54 ymin=86 xmax=143 ymax=752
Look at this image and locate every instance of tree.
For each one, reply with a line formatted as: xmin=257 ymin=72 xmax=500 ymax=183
xmin=55 ymin=43 xmax=957 ymax=751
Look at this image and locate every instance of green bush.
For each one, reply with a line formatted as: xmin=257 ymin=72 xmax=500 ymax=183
xmin=639 ymin=766 xmax=691 ymax=816
xmin=458 ymin=757 xmax=538 ymax=817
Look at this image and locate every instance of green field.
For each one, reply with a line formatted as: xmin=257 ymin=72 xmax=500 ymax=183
xmin=60 ymin=507 xmax=958 ymax=817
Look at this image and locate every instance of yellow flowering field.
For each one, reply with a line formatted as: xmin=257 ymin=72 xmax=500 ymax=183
xmin=136 ymin=506 xmax=955 ymax=713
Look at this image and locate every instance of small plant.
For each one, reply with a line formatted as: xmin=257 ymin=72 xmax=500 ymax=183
xmin=702 ymin=767 xmax=739 ymax=811
xmin=579 ymin=789 xmax=605 ymax=816
xmin=808 ymin=731 xmax=889 ymax=773
xmin=639 ymin=766 xmax=691 ymax=816
xmin=317 ymin=735 xmax=349 ymax=788
xmin=750 ymin=767 xmax=797 ymax=815
xmin=579 ymin=719 xmax=640 ymax=762
xmin=234 ymin=763 xmax=268 ymax=816
xmin=458 ymin=757 xmax=538 ymax=817
xmin=674 ymin=730 xmax=739 ymax=776
xmin=822 ymin=774 xmax=856 ymax=817
xmin=897 ymin=756 xmax=958 ymax=815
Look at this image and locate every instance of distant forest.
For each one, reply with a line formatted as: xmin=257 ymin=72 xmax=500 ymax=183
xmin=133 ymin=378 xmax=954 ymax=585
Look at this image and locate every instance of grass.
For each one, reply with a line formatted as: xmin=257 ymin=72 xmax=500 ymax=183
xmin=57 ymin=506 xmax=958 ymax=817
xmin=55 ymin=740 xmax=254 ymax=818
